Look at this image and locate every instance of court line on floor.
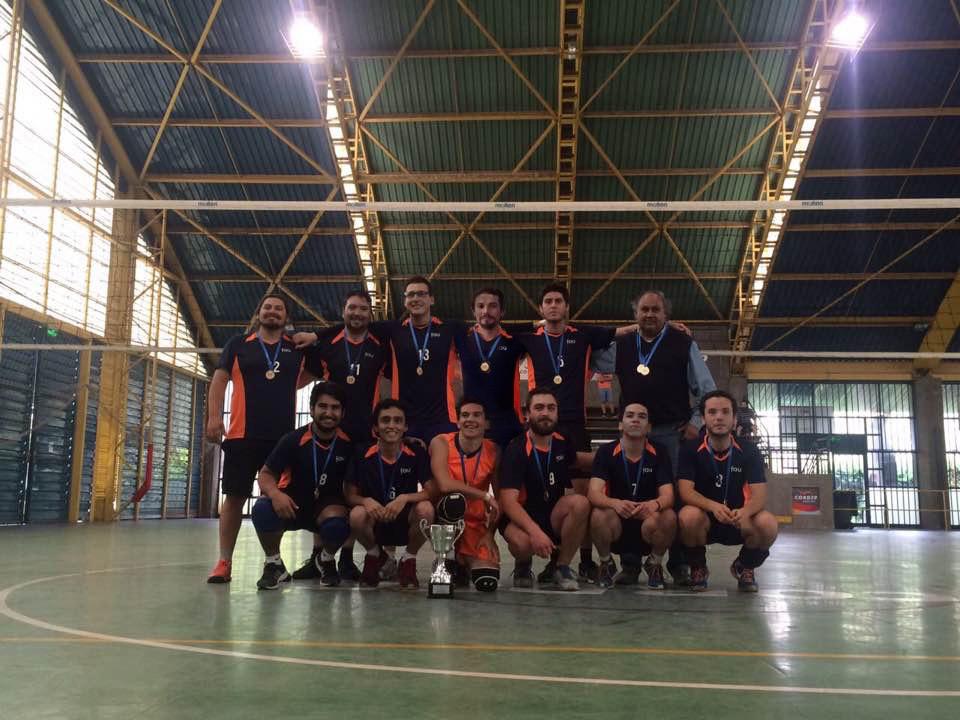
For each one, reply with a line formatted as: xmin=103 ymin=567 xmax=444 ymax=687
xmin=2 ymin=572 xmax=960 ymax=697
xmin=1 ymin=635 xmax=960 ymax=664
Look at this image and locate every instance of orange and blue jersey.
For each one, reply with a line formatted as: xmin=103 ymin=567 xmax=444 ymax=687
xmin=353 ymin=441 xmax=429 ymax=504
xmin=676 ymin=436 xmax=765 ymax=510
xmin=441 ymin=432 xmax=499 ymax=562
xmin=218 ymin=332 xmax=304 ymax=445
xmin=591 ymin=438 xmax=673 ymax=502
xmin=456 ymin=325 xmax=525 ymax=435
xmin=263 ymin=425 xmax=354 ymax=505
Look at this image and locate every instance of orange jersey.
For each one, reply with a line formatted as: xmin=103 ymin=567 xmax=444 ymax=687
xmin=440 ymin=432 xmax=500 ymax=564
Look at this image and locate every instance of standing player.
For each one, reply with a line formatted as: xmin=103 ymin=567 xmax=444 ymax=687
xmin=588 ymin=402 xmax=676 ymax=588
xmin=249 ymin=382 xmax=354 ymax=590
xmin=677 ymin=390 xmax=778 ymax=592
xmin=205 ymin=294 xmax=315 ymax=584
xmin=516 ymin=283 xmax=634 ymax=583
xmin=345 ymin=399 xmax=435 ymax=588
xmin=455 ymin=288 xmax=525 ymax=448
xmin=429 ymin=397 xmax=502 ymax=591
xmin=499 ymin=388 xmax=591 ymax=591
xmin=297 ymin=290 xmax=390 ymax=581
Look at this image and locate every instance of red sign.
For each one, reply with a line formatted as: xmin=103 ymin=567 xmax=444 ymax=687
xmin=792 ymin=486 xmax=820 ymax=514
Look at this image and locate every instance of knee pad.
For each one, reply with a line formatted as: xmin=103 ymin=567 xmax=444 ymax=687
xmin=436 ymin=493 xmax=466 ymax=524
xmin=738 ymin=547 xmax=769 ymax=569
xmin=471 ymin=568 xmax=500 ymax=592
xmin=251 ymin=497 xmax=284 ymax=533
xmin=319 ymin=516 xmax=350 ymax=548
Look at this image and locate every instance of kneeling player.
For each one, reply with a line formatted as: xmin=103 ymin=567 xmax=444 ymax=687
xmin=346 ymin=399 xmax=434 ymax=589
xmin=588 ymin=402 xmax=676 ymax=589
xmin=677 ymin=390 xmax=778 ymax=592
xmin=251 ymin=382 xmax=353 ymax=590
xmin=429 ymin=397 xmax=501 ymax=591
xmin=499 ymin=388 xmax=590 ymax=591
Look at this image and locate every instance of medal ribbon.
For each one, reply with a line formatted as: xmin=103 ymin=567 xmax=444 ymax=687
xmin=620 ymin=445 xmax=646 ymax=500
xmin=542 ymin=331 xmax=566 ymax=377
xmin=377 ymin=447 xmax=398 ymax=503
xmin=709 ymin=445 xmax=734 ymax=504
xmin=408 ymin=318 xmax=432 ymax=373
xmin=636 ymin=325 xmax=668 ymax=369
xmin=456 ymin=437 xmax=484 ymax=489
xmin=311 ymin=433 xmax=337 ymax=495
xmin=343 ymin=333 xmax=367 ymax=379
xmin=257 ymin=333 xmax=283 ymax=373
xmin=473 ymin=329 xmax=502 ymax=368
xmin=529 ymin=433 xmax=554 ymax=500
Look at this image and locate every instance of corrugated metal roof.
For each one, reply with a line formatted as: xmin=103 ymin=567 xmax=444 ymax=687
xmin=572 ymin=279 xmax=736 ymax=321
xmin=760 ymin=279 xmax=951 ymax=318
xmin=751 ymin=326 xmax=926 ymax=352
xmin=829 ymin=49 xmax=960 ymax=109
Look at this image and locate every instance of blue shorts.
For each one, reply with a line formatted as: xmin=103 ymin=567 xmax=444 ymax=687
xmin=599 ymin=388 xmax=612 ymax=403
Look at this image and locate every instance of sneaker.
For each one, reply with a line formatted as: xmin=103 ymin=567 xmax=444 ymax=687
xmin=291 ymin=550 xmax=321 ymax=580
xmin=553 ymin=564 xmax=580 ymax=591
xmin=597 ymin=559 xmax=617 ymax=588
xmin=512 ymin=562 xmax=534 ymax=589
xmin=256 ymin=561 xmax=290 ymax=590
xmin=537 ymin=553 xmax=558 ymax=585
xmin=578 ymin=558 xmax=600 ymax=584
xmin=398 ymin=557 xmax=419 ymax=588
xmin=690 ymin=566 xmax=710 ymax=592
xmin=731 ymin=559 xmax=758 ymax=593
xmin=207 ymin=559 xmax=232 ymax=584
xmin=670 ymin=563 xmax=692 ymax=587
xmin=338 ymin=551 xmax=361 ymax=582
xmin=613 ymin=564 xmax=641 ymax=586
xmin=379 ymin=555 xmax=398 ymax=581
xmin=319 ymin=559 xmax=341 ymax=587
xmin=644 ymin=558 xmax=665 ymax=590
xmin=360 ymin=553 xmax=383 ymax=587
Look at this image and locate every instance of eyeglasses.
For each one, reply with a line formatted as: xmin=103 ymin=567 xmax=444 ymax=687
xmin=404 ymin=290 xmax=430 ymax=299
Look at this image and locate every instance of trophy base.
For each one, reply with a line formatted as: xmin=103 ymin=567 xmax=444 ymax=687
xmin=427 ymin=581 xmax=454 ymax=599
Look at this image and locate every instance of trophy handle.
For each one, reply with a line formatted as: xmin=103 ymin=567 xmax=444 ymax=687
xmin=453 ymin=519 xmax=465 ymax=544
xmin=419 ymin=518 xmax=431 ymax=540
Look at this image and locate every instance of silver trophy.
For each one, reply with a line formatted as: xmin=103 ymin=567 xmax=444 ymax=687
xmin=420 ymin=518 xmax=465 ymax=598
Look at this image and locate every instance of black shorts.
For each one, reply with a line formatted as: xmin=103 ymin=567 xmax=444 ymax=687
xmin=498 ymin=506 xmax=560 ymax=544
xmin=374 ymin=505 xmax=413 ymax=546
xmin=557 ymin=421 xmax=592 ymax=453
xmin=220 ymin=439 xmax=276 ymax=497
xmin=610 ymin=518 xmax=652 ymax=557
xmin=707 ymin=514 xmax=745 ymax=546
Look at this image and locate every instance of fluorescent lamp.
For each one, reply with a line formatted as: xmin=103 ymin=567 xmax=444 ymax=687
xmin=288 ymin=16 xmax=323 ymax=59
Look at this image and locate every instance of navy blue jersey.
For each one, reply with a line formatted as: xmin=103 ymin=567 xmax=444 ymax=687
xmin=676 ymin=436 xmax=766 ymax=509
xmin=351 ymin=441 xmax=429 ymax=504
xmin=518 ymin=325 xmax=615 ymax=423
xmin=371 ymin=318 xmax=468 ymax=428
xmin=591 ymin=438 xmax=673 ymax=502
xmin=218 ymin=332 xmax=304 ymax=444
xmin=500 ymin=432 xmax=577 ymax=515
xmin=456 ymin=325 xmax=525 ymax=427
xmin=263 ymin=425 xmax=354 ymax=505
xmin=304 ymin=327 xmax=389 ymax=442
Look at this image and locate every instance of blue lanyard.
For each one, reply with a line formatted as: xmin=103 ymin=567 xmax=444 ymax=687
xmin=621 ymin=445 xmax=646 ymax=500
xmin=376 ymin=447 xmax=397 ymax=502
xmin=530 ymin=434 xmax=553 ymax=500
xmin=457 ymin=439 xmax=483 ymax=488
xmin=709 ymin=445 xmax=734 ymax=503
xmin=542 ymin=331 xmax=566 ymax=375
xmin=636 ymin=325 xmax=667 ymax=367
xmin=343 ymin=333 xmax=366 ymax=377
xmin=408 ymin=318 xmax=432 ymax=371
xmin=257 ymin=333 xmax=282 ymax=371
xmin=311 ymin=433 xmax=337 ymax=493
xmin=473 ymin=330 xmax=502 ymax=367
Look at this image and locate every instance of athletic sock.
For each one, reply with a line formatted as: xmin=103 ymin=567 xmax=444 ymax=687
xmin=647 ymin=552 xmax=663 ymax=565
xmin=265 ymin=553 xmax=282 ymax=565
xmin=399 ymin=549 xmax=415 ymax=562
xmin=320 ymin=550 xmax=336 ymax=562
xmin=580 ymin=547 xmax=593 ymax=563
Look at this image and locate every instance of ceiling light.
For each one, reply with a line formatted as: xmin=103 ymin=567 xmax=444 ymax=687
xmin=829 ymin=10 xmax=872 ymax=50
xmin=288 ymin=15 xmax=324 ymax=59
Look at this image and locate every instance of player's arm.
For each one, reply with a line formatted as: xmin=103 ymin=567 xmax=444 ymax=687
xmin=257 ymin=441 xmax=299 ymax=520
xmin=343 ymin=479 xmax=365 ymax=507
xmin=205 ymin=368 xmax=229 ymax=443
xmin=587 ymin=477 xmax=635 ymax=518
xmin=736 ymin=448 xmax=768 ymax=520
xmin=428 ymin=436 xmax=487 ymax=502
xmin=574 ymin=451 xmax=595 ymax=472
xmin=292 ymin=324 xmax=343 ymax=349
xmin=296 ymin=357 xmax=319 ymax=389
xmin=678 ymin=478 xmax=735 ymax=524
xmin=685 ymin=340 xmax=717 ymax=435
xmin=499 ymin=488 xmax=541 ymax=536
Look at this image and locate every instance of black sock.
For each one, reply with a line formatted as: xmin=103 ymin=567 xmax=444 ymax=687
xmin=580 ymin=547 xmax=593 ymax=564
xmin=738 ymin=547 xmax=769 ymax=569
xmin=686 ymin=545 xmax=707 ymax=568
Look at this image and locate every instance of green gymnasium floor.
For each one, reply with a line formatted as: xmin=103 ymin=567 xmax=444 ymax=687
xmin=1 ymin=521 xmax=958 ymax=718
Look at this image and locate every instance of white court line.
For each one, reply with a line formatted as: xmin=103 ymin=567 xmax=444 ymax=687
xmin=1 ymin=570 xmax=959 ymax=698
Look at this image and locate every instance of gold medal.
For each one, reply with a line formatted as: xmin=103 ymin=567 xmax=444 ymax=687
xmin=416 ymin=366 xmax=424 ymax=376
xmin=346 ymin=375 xmax=356 ymax=385
xmin=637 ymin=364 xmax=650 ymax=376
xmin=553 ymin=374 xmax=563 ymax=385
xmin=265 ymin=370 xmax=276 ymax=380
xmin=480 ymin=361 xmax=491 ymax=373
